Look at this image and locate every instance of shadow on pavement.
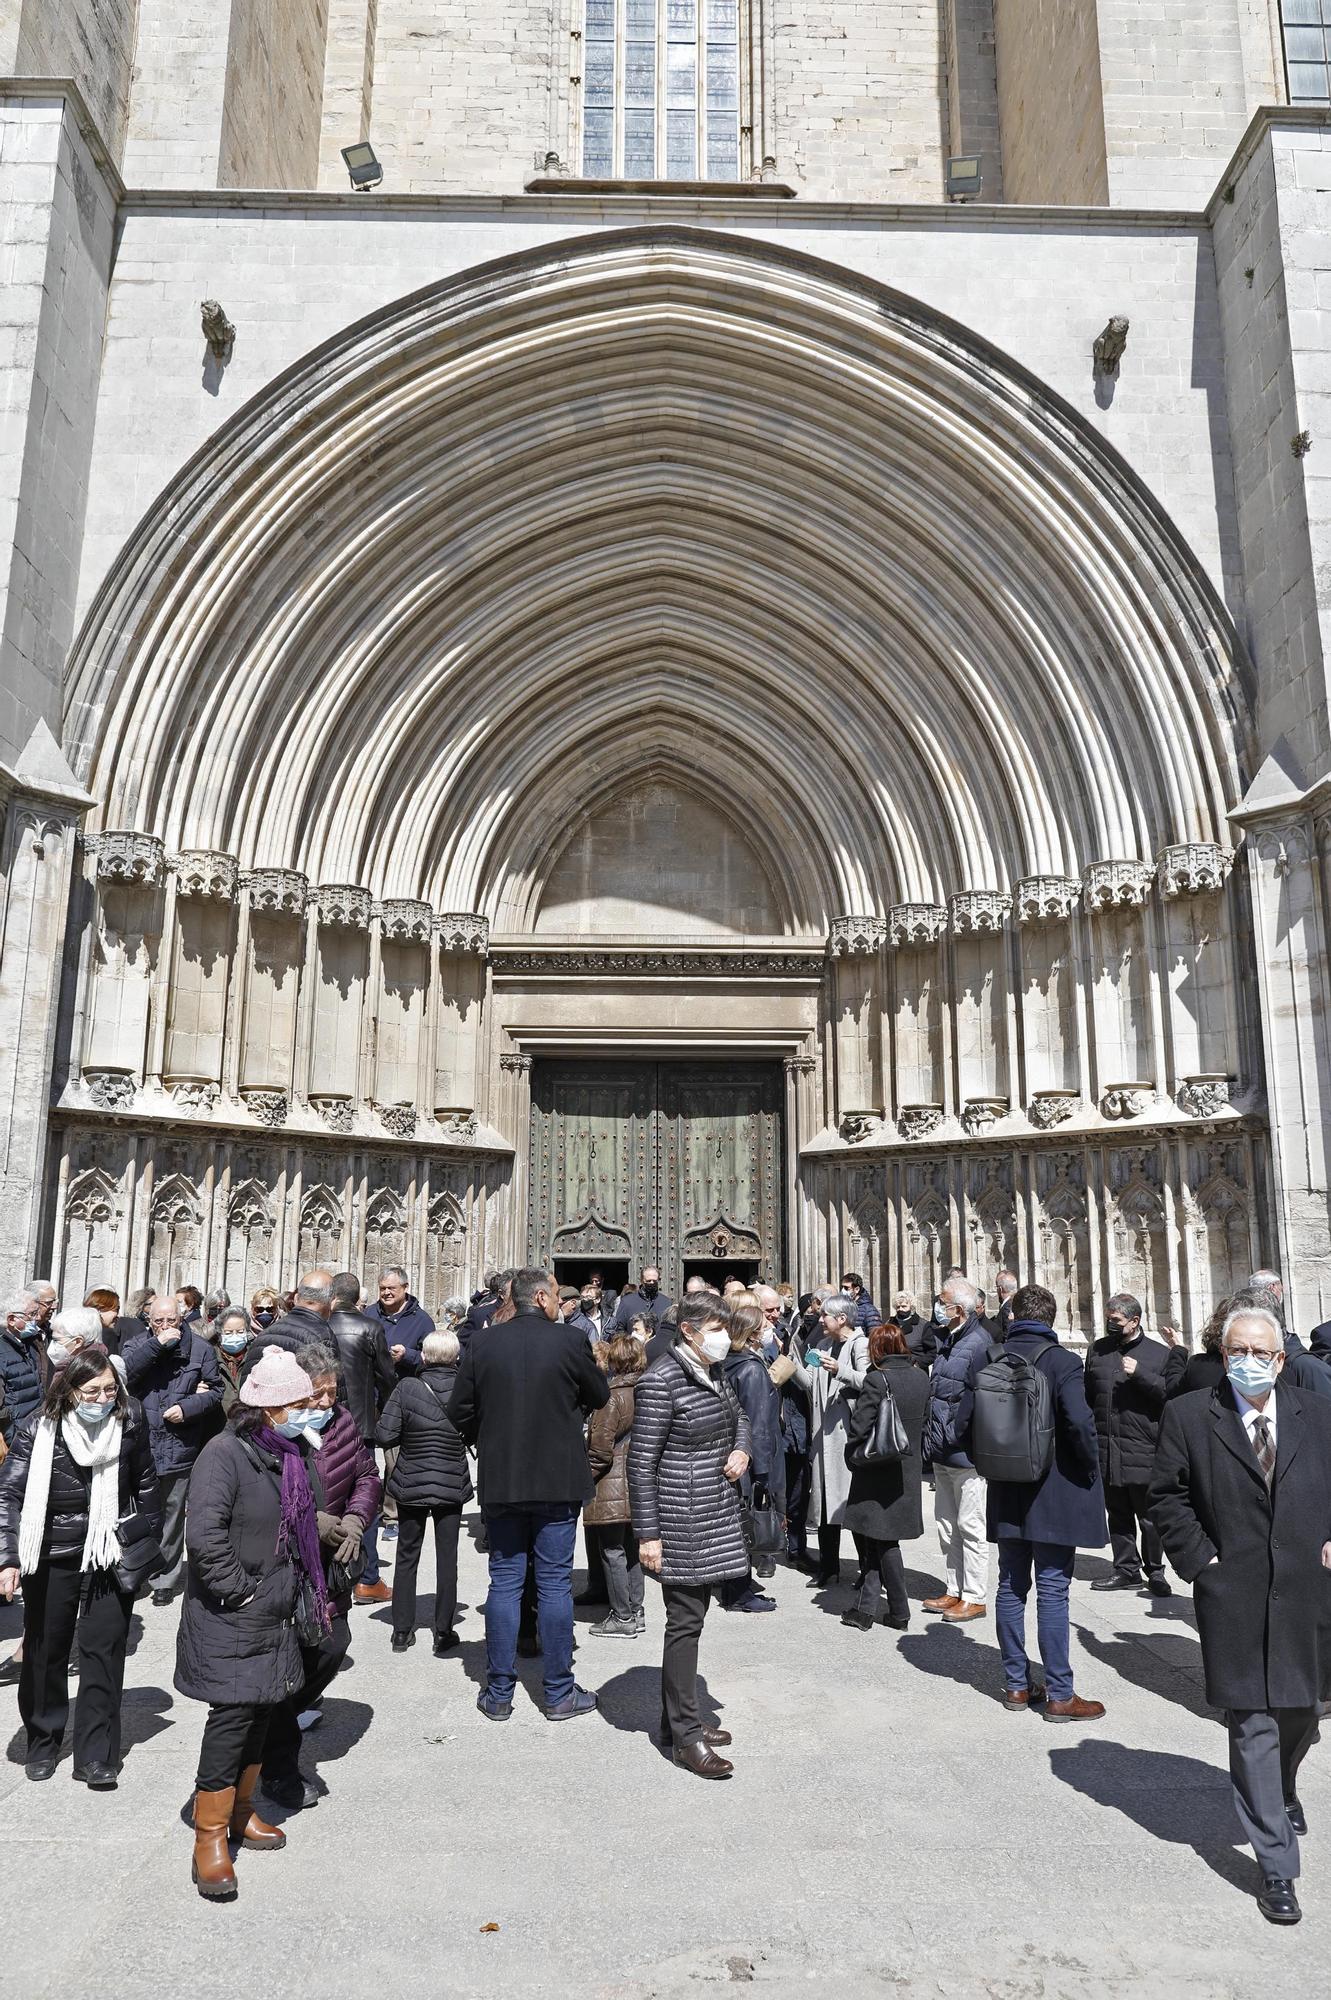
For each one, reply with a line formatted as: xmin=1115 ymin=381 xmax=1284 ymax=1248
xmin=1072 ymin=1623 xmax=1215 ymax=1722
xmin=896 ymin=1623 xmax=1007 ymax=1702
xmin=595 ymin=1661 xmax=724 ymax=1751
xmin=1048 ymin=1741 xmax=1254 ymax=1895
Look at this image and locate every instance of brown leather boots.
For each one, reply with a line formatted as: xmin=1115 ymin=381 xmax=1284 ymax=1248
xmin=191 ymin=1766 xmax=287 ymax=1900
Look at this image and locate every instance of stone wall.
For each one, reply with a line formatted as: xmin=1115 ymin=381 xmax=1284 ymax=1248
xmin=943 ymin=0 xmax=1003 ymax=199
xmin=993 ymin=0 xmax=1107 ymax=206
xmin=219 ymin=0 xmax=330 ymax=189
xmin=121 ymin=0 xmax=230 ymax=185
xmin=1097 ymin=0 xmax=1252 ymax=210
xmin=367 ymin=0 xmax=554 ymax=195
xmin=771 ymin=1 xmax=947 ymax=201
xmin=11 ymin=0 xmax=138 ymax=166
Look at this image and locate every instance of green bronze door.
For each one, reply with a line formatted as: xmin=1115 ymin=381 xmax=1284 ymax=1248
xmin=528 ymin=1059 xmax=784 ymax=1293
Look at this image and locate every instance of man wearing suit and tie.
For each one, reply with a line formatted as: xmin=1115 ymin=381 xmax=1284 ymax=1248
xmin=1150 ymin=1304 xmax=1331 ymax=1925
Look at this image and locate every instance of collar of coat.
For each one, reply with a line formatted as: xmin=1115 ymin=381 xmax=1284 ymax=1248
xmin=671 ymin=1342 xmax=721 ymax=1395
xmin=1208 ymin=1377 xmax=1305 ymax=1491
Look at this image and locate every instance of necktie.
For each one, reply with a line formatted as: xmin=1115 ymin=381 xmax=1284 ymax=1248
xmin=1251 ymin=1414 xmax=1276 ymax=1489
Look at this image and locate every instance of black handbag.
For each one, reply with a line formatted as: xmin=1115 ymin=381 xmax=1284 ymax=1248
xmin=741 ymin=1487 xmax=785 ymax=1558
xmin=112 ymin=1501 xmax=162 ymax=1597
xmin=326 ymin=1538 xmax=367 ymax=1598
xmin=845 ymin=1383 xmax=911 ymax=1469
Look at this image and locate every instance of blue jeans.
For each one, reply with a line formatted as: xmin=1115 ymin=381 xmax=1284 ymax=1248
xmin=484 ymin=1504 xmax=578 ymax=1706
xmin=995 ymin=1538 xmax=1075 ymax=1702
xmin=361 ymin=1512 xmax=382 ymax=1586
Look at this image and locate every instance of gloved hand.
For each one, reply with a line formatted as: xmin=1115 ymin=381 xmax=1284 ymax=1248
xmin=315 ymin=1509 xmax=344 ymax=1547
xmin=333 ymin=1514 xmax=365 ymax=1566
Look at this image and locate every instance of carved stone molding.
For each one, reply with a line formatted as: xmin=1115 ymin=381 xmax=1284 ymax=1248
xmin=311 ymin=1094 xmax=354 ymax=1131
xmin=829 ymin=915 xmax=888 ymax=957
xmin=436 ymin=1109 xmax=478 ymax=1141
xmin=493 ymin=948 xmax=818 ymax=976
xmin=888 ymin=903 xmax=947 ymax=948
xmin=1102 ymin=1086 xmax=1151 ymax=1120
xmin=839 ymin=1112 xmax=879 ymax=1143
xmin=1013 ymin=877 xmax=1080 ymax=925
xmin=436 ymin=913 xmax=490 ymax=955
xmin=169 ymin=1079 xmax=219 ymax=1113
xmin=1253 ymin=822 xmax=1312 ymax=876
xmin=92 ymin=832 xmax=164 ymax=887
xmin=961 ymin=1097 xmax=1007 ymax=1135
xmin=171 ymin=850 xmax=237 ymax=901
xmin=378 ymin=1101 xmax=417 ymax=1136
xmin=784 ymin=1055 xmax=816 ymax=1077
xmin=500 ymin=1052 xmax=534 ymax=1075
xmin=950 ymin=890 xmax=1010 ymax=935
xmin=898 ymin=1105 xmax=944 ymax=1141
xmin=84 ymin=1067 xmax=135 ymax=1110
xmin=1177 ymin=1076 xmax=1231 ymax=1118
xmin=375 ymin=898 xmax=433 ymax=944
xmin=242 ymin=1088 xmax=289 ymax=1127
xmin=1083 ymin=860 xmax=1153 ymax=911
xmin=242 ymin=868 xmax=308 ymax=919
xmin=1157 ymin=843 xmax=1232 ymax=899
xmin=316 ymin=883 xmax=371 ymax=930
xmin=1029 ymin=1091 xmax=1080 ymax=1129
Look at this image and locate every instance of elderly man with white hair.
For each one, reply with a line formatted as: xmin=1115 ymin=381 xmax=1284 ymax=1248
xmin=922 ymin=1274 xmax=993 ymax=1623
xmin=1151 ymin=1303 xmax=1331 ymax=1926
xmin=122 ymin=1294 xmax=222 ymax=1606
xmin=1 ymin=1291 xmax=44 ymax=1447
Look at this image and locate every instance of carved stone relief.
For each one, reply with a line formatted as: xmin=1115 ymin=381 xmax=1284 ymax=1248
xmin=829 ymin=915 xmax=888 ymax=957
xmin=950 ymin=890 xmax=1010 ymax=934
xmin=171 ymin=850 xmax=238 ymax=900
xmin=1156 ymin=843 xmax=1232 ymax=899
xmin=316 ymin=884 xmax=371 ymax=930
xmin=888 ymin=903 xmax=947 ymax=947
xmin=1013 ymin=877 xmax=1080 ymax=924
xmin=92 ymin=832 xmax=165 ymax=886
xmin=242 ymin=868 xmax=308 ymax=918
xmin=1083 ymin=860 xmax=1153 ymax=910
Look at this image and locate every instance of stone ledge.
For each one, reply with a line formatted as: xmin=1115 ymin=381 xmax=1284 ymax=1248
xmin=523 ymin=175 xmax=797 ymax=198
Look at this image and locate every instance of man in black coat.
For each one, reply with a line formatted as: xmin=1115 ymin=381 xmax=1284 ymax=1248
xmin=448 ymin=1267 xmax=609 ymax=1723
xmin=1084 ymin=1292 xmax=1177 ymax=1598
xmin=1149 ymin=1304 xmax=1331 ymax=1925
xmin=461 ymin=1270 xmax=504 ymax=1347
xmin=890 ymin=1292 xmax=936 ymax=1367
xmin=614 ymin=1267 xmax=673 ymax=1332
xmin=327 ymin=1269 xmax=398 ymax=1600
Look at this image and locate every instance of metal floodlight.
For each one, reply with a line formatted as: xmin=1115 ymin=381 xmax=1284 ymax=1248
xmin=945 ymin=154 xmax=983 ymax=201
xmin=341 ymin=141 xmax=383 ymax=192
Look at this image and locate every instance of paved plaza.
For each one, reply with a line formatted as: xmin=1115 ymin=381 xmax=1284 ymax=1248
xmin=3 ymin=1519 xmax=1329 ymax=1998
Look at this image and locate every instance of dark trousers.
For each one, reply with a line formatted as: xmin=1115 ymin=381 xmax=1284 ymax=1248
xmin=1106 ymin=1480 xmax=1165 ymax=1580
xmin=260 ymin=1612 xmax=351 ymax=1782
xmin=196 ymin=1702 xmax=273 ymax=1792
xmin=816 ymin=1524 xmax=842 ymax=1575
xmin=784 ymin=1445 xmax=809 ymax=1557
xmin=587 ymin=1522 xmax=643 ymax=1618
xmin=660 ymin=1581 xmax=713 ymax=1746
xmin=579 ymin=1525 xmax=609 ymax=1601
xmin=391 ymin=1504 xmax=462 ymax=1639
xmin=1227 ymin=1707 xmax=1320 ymax=1879
xmin=148 ymin=1470 xmax=189 ymax=1590
xmin=19 ymin=1556 xmax=134 ymax=1767
xmin=851 ymin=1534 xmax=908 ymax=1621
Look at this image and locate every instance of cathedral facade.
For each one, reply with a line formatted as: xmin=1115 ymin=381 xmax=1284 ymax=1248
xmin=2 ymin=2 xmax=1331 ymax=1335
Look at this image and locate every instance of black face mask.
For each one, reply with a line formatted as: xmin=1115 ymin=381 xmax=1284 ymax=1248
xmin=641 ymin=1282 xmax=658 ymax=1299
xmin=1107 ymin=1317 xmax=1132 ymax=1341
xmin=580 ymin=1297 xmax=596 ymax=1314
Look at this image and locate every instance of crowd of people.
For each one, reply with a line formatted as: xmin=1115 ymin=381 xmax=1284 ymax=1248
xmin=2 ymin=1256 xmax=1330 ymax=1925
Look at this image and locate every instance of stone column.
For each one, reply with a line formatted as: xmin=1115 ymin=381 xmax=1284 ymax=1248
xmin=1083 ymin=861 xmax=1156 ymax=1119
xmin=434 ymin=915 xmax=489 ymax=1135
xmin=1155 ymin=842 xmax=1237 ymax=1114
xmin=371 ymin=898 xmax=432 ymax=1138
xmin=828 ymin=916 xmax=887 ymax=1135
xmin=499 ymin=1051 xmax=533 ymax=1263
xmin=1013 ymin=876 xmax=1081 ymax=1115
xmin=950 ymin=890 xmax=1011 ymax=1131
xmin=237 ymin=868 xmax=308 ymax=1127
xmin=163 ymin=850 xmax=238 ymax=1114
xmin=0 ymin=783 xmax=87 ymax=1275
xmin=888 ymin=903 xmax=947 ymax=1132
xmin=309 ymin=884 xmax=370 ymax=1133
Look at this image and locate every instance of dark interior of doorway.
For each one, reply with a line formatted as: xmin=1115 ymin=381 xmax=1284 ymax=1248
xmin=552 ymin=1258 xmax=630 ymax=1293
xmin=683 ymin=1260 xmax=760 ymax=1290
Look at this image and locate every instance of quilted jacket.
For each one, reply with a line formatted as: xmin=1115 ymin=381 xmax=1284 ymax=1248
xmin=628 ymin=1345 xmax=753 ymax=1586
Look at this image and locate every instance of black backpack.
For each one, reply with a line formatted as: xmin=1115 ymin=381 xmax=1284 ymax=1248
xmin=970 ymin=1342 xmax=1055 ymax=1483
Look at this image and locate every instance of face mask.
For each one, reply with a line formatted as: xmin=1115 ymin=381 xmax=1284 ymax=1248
xmin=305 ymin=1406 xmax=334 ymax=1432
xmin=47 ymin=1339 xmax=74 ymax=1366
xmin=1107 ymin=1317 xmax=1130 ymax=1340
xmin=580 ymin=1297 xmax=596 ymax=1314
xmin=933 ymin=1302 xmax=950 ymax=1327
xmin=1227 ymin=1353 xmax=1280 ymax=1399
xmin=75 ymin=1400 xmax=115 ymax=1427
xmin=221 ymin=1333 xmax=249 ymax=1354
xmin=700 ymin=1330 xmax=731 ymax=1365
xmin=761 ymin=1332 xmax=780 ymax=1360
xmin=275 ymin=1409 xmax=319 ymax=1440
xmin=642 ymin=1282 xmax=658 ymax=1300
xmin=254 ymin=1308 xmax=275 ymax=1327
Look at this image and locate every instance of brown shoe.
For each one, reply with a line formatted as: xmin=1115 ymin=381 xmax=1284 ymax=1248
xmin=1002 ymin=1685 xmax=1046 ymax=1711
xmin=923 ymin=1593 xmax=962 ymax=1614
xmin=192 ymin=1787 xmax=238 ymax=1900
xmin=229 ymin=1765 xmax=287 ymax=1850
xmin=354 ymin=1581 xmax=392 ymax=1605
xmin=941 ymin=1601 xmax=987 ymax=1623
xmin=658 ymin=1718 xmax=732 ymax=1749
xmin=673 ymin=1739 xmax=734 ymax=1779
xmin=1044 ymin=1695 xmax=1106 ymax=1723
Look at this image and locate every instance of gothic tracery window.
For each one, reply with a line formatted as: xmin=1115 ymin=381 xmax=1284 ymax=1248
xmin=583 ymin=0 xmax=741 ymax=181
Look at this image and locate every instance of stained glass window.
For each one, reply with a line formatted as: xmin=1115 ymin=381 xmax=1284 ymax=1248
xmin=1283 ymin=0 xmax=1331 ymax=102
xmin=581 ymin=0 xmax=741 ymax=180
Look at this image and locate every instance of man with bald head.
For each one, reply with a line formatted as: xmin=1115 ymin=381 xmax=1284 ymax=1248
xmin=239 ymin=1269 xmax=339 ymax=1380
xmin=123 ymin=1292 xmax=222 ymax=1604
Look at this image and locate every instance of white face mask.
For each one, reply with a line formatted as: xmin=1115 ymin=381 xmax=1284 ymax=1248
xmin=700 ymin=1330 xmax=731 ymax=1365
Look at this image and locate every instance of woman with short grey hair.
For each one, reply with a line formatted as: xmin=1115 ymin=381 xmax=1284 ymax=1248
xmin=375 ymin=1327 xmax=472 ymax=1652
xmin=791 ymin=1292 xmax=870 ymax=1587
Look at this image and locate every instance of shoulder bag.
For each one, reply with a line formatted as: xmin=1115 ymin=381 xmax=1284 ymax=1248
xmin=845 ymin=1380 xmax=911 ymax=1469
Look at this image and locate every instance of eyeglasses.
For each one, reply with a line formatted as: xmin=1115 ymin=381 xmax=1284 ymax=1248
xmin=76 ymin=1387 xmax=117 ymax=1404
xmin=1224 ymin=1345 xmax=1279 ymax=1361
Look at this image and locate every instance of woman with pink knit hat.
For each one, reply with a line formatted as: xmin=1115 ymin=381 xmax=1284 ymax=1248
xmin=174 ymin=1343 xmax=329 ymax=1901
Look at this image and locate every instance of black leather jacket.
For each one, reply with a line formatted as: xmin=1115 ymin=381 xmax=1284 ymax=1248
xmin=0 ymin=1402 xmax=161 ymax=1567
xmin=330 ymin=1307 xmax=398 ymax=1441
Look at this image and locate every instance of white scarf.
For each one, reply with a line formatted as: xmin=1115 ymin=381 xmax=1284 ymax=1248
xmin=18 ymin=1412 xmax=124 ymax=1575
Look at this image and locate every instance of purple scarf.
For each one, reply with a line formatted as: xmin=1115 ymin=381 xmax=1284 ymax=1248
xmin=254 ymin=1426 xmax=332 ymax=1634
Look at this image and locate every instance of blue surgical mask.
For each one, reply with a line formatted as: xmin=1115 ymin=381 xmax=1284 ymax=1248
xmin=275 ymin=1409 xmax=319 ymax=1440
xmin=74 ymin=1400 xmax=115 ymax=1427
xmin=305 ymin=1406 xmax=333 ymax=1432
xmin=220 ymin=1333 xmax=249 ymax=1354
xmin=933 ymin=1301 xmax=950 ymax=1327
xmin=1227 ymin=1353 xmax=1280 ymax=1399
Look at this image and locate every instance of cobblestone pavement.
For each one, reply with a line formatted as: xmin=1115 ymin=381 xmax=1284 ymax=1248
xmin=2 ymin=1518 xmax=1328 ymax=1998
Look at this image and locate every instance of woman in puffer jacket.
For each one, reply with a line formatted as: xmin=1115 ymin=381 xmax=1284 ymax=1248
xmin=375 ymin=1328 xmax=473 ymax=1654
xmin=175 ymin=1345 xmax=327 ymax=1902
xmin=257 ymin=1343 xmax=381 ymax=1811
xmin=583 ymin=1332 xmax=647 ymax=1639
xmin=629 ymin=1294 xmax=752 ymax=1782
xmin=0 ymin=1347 xmax=160 ymax=1786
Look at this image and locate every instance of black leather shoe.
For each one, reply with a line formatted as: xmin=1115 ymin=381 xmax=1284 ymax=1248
xmin=1146 ymin=1574 xmax=1173 ymax=1598
xmin=809 ymin=1569 xmax=839 ymax=1588
xmin=0 ymin=1653 xmax=20 ymax=1685
xmin=25 ymin=1757 xmax=57 ymax=1782
xmin=840 ymin=1610 xmax=874 ymax=1631
xmin=391 ymin=1631 xmax=415 ymax=1653
xmin=1257 ymin=1876 xmax=1302 ymax=1924
xmin=673 ymin=1739 xmax=733 ymax=1779
xmin=261 ymin=1772 xmax=318 ymax=1810
xmin=885 ymin=1614 xmax=911 ymax=1630
xmin=1287 ymin=1795 xmax=1309 ymax=1836
xmin=151 ymin=1588 xmax=174 ymax=1608
xmin=433 ymin=1630 xmax=459 ymax=1655
xmin=71 ymin=1761 xmax=119 ymax=1789
xmin=1090 ymin=1575 xmax=1140 ymax=1592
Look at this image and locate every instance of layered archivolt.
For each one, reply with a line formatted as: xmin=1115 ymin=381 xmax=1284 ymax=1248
xmin=66 ymin=227 xmax=1252 ymax=925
